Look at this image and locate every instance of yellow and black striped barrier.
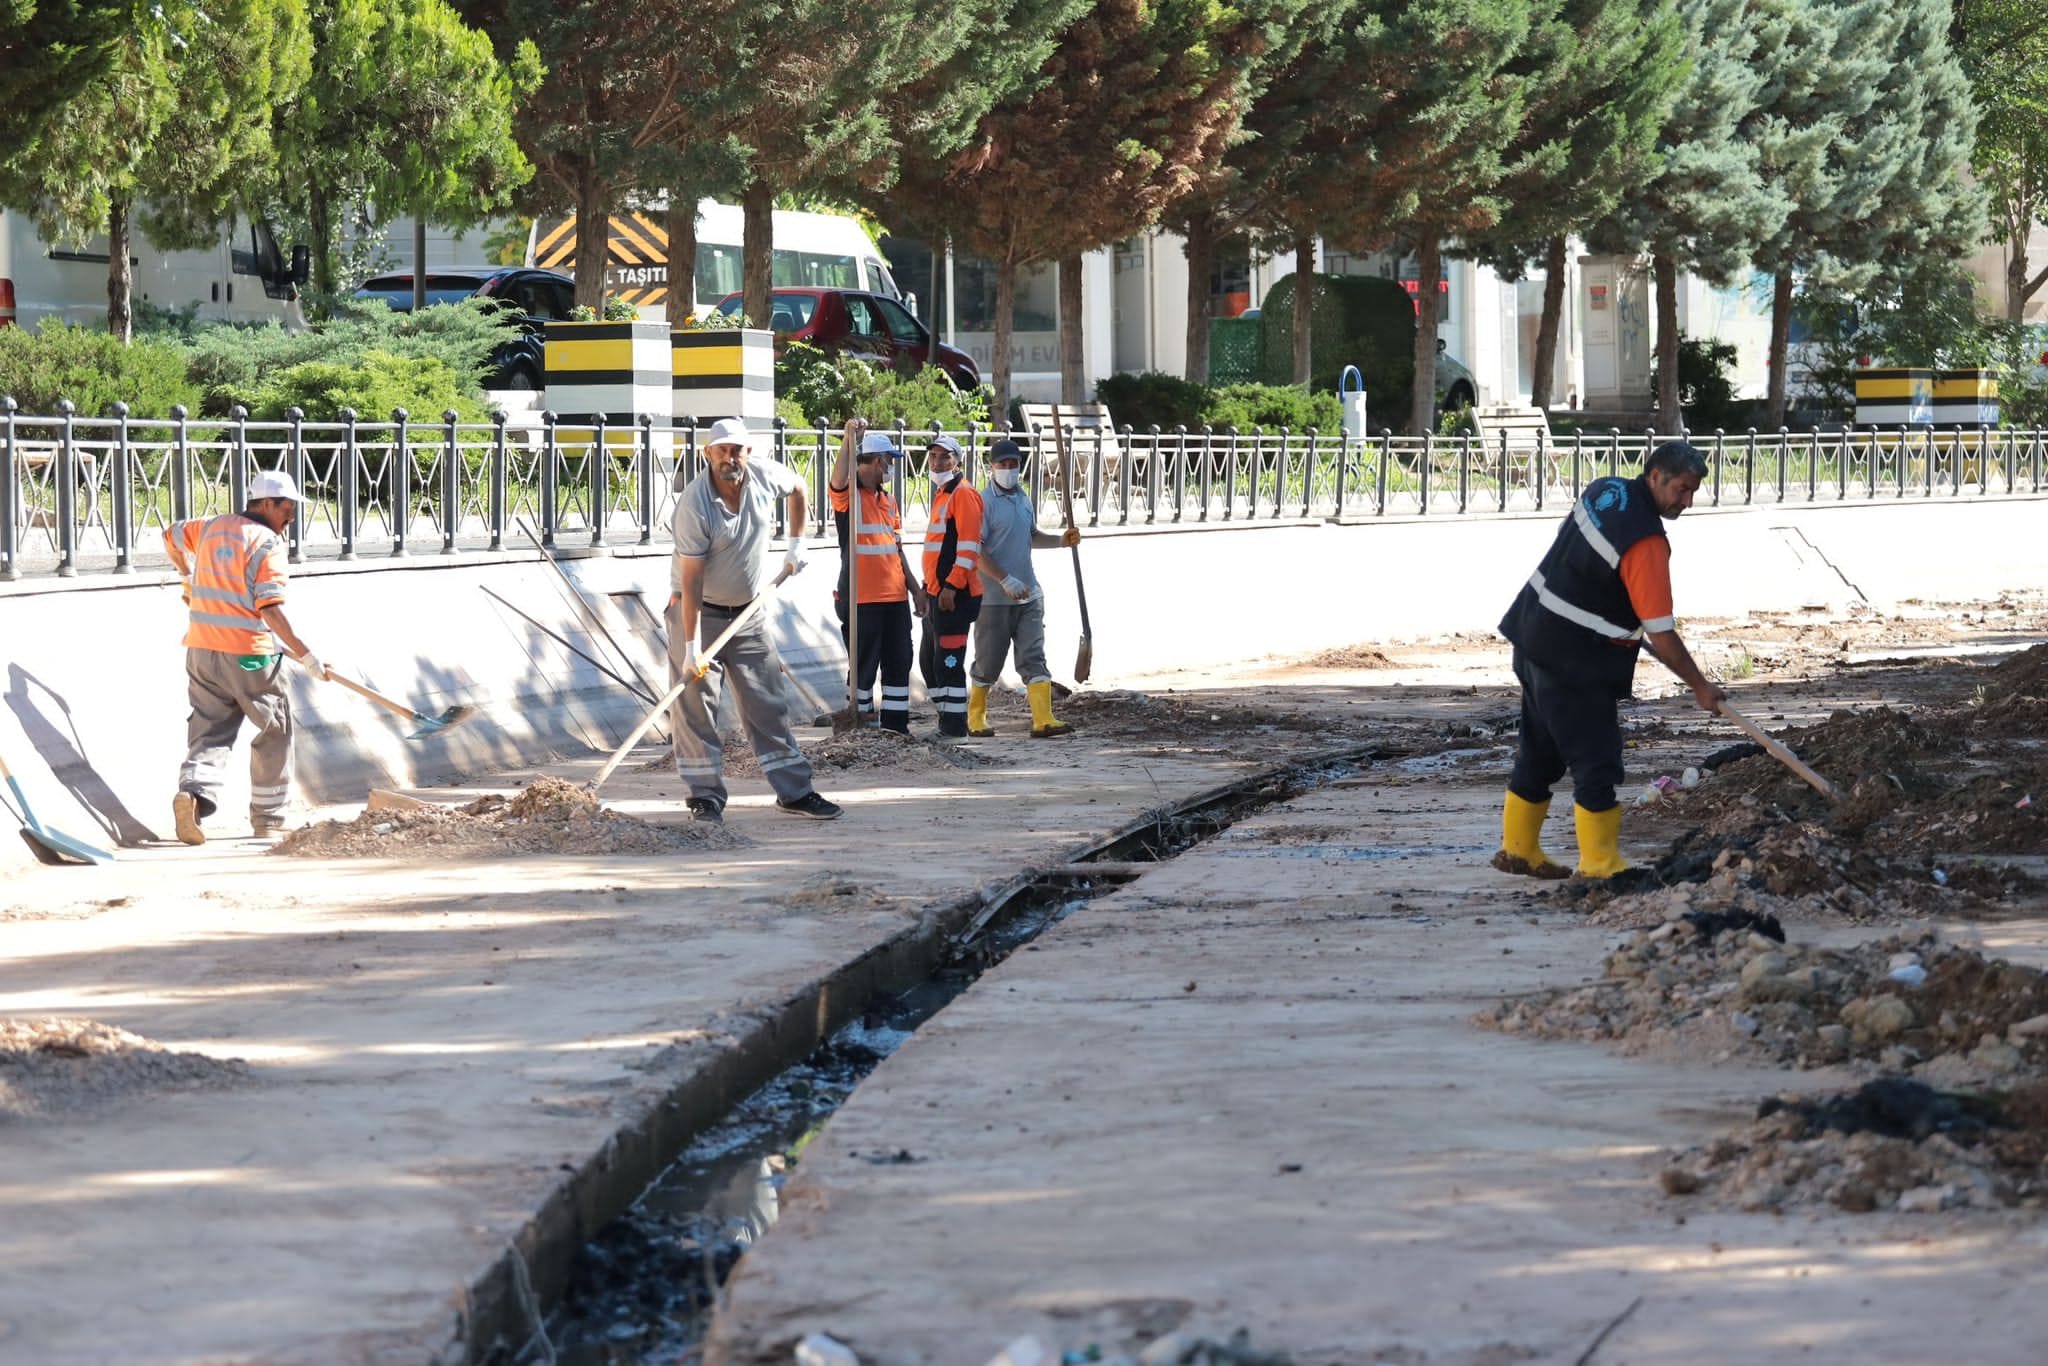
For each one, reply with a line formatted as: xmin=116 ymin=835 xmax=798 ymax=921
xmin=671 ymin=328 xmax=773 ymax=426
xmin=1853 ymin=368 xmax=1931 ymax=426
xmin=543 ymin=320 xmax=672 ymax=447
xmin=1933 ymin=369 xmax=1999 ymax=426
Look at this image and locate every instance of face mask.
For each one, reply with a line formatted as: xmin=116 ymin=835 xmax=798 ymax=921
xmin=992 ymin=467 xmax=1020 ymax=490
xmin=931 ymin=467 xmax=959 ymax=489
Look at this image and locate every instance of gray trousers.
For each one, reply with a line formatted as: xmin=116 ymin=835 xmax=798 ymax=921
xmin=971 ymin=597 xmax=1050 ymax=687
xmin=667 ymin=598 xmax=815 ymax=809
xmin=179 ymin=648 xmax=293 ymax=821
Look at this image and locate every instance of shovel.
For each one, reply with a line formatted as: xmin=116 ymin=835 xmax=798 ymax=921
xmin=590 ymin=562 xmax=801 ymax=793
xmin=303 ymin=659 xmax=478 ymax=741
xmin=0 ymin=747 xmax=111 ymax=865
xmin=1050 ymin=412 xmax=1094 ymax=684
xmin=1716 ymin=700 xmax=1838 ymax=802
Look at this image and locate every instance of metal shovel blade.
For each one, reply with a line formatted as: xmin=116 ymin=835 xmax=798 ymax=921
xmin=20 ymin=825 xmax=111 ymax=866
xmin=405 ymin=704 xmax=478 ymax=742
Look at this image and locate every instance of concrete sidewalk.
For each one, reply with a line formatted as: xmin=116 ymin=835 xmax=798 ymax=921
xmin=0 ymin=720 xmax=1356 ymax=1364
xmin=705 ymin=716 xmax=2048 ymax=1364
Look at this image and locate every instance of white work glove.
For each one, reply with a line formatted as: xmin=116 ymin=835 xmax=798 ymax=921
xmin=678 ymin=640 xmax=701 ymax=680
xmin=296 ymin=652 xmax=327 ymax=681
xmin=1001 ymin=574 xmax=1029 ymax=600
xmin=782 ymin=533 xmax=806 ymax=577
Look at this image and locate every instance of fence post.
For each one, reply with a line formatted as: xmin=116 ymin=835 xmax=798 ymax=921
xmin=1459 ymin=428 xmax=1474 ymax=513
xmin=771 ymin=416 xmax=791 ymax=539
xmin=339 ymin=408 xmax=360 ymax=560
xmin=441 ymin=410 xmax=461 ymax=554
xmin=1374 ymin=428 xmax=1391 ymax=515
xmin=1533 ymin=428 xmax=1547 ymax=512
xmin=813 ymin=419 xmax=830 ymax=537
xmin=1497 ymin=428 xmax=1511 ymax=512
xmin=1198 ymin=426 xmax=1214 ymax=522
xmin=490 ymin=411 xmax=509 ymax=550
xmin=1119 ymin=423 xmax=1134 ymax=524
xmin=0 ymin=396 xmax=16 ymax=581
xmin=1420 ymin=429 xmax=1434 ymax=516
xmin=1170 ymin=425 xmax=1188 ymax=524
xmin=55 ymin=398 xmax=78 ymax=577
xmin=286 ymin=406 xmax=307 ymax=562
xmin=390 ymin=407 xmax=411 ymax=556
xmin=1298 ymin=428 xmax=1316 ymax=518
xmin=109 ymin=401 xmax=135 ymax=574
xmin=635 ymin=413 xmax=656 ymax=545
xmin=1709 ymin=430 xmax=1724 ymax=506
xmin=170 ymin=403 xmax=191 ymax=525
xmin=540 ymin=411 xmax=559 ymax=547
xmin=1569 ymin=429 xmax=1583 ymax=500
xmin=590 ymin=413 xmax=610 ymax=547
xmin=229 ymin=404 xmax=250 ymax=513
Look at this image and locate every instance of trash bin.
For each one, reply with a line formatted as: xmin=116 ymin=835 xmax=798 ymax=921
xmin=1340 ymin=365 xmax=1369 ymax=440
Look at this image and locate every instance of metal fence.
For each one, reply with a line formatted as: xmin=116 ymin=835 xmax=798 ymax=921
xmin=3 ymin=395 xmax=2044 ymax=581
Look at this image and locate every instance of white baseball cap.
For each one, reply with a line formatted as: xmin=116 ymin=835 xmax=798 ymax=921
xmin=249 ymin=470 xmax=301 ymax=502
xmin=859 ymin=432 xmax=903 ymax=458
xmin=704 ymin=417 xmax=756 ymax=449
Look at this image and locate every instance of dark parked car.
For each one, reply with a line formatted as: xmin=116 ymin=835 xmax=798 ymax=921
xmin=352 ymin=266 xmax=576 ymax=390
xmin=713 ymin=287 xmax=981 ymax=390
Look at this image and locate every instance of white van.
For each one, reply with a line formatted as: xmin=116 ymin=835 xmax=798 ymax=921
xmin=528 ymin=198 xmax=899 ymax=321
xmin=0 ymin=208 xmax=301 ymax=332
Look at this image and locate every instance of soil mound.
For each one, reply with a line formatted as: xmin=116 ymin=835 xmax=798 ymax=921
xmin=1658 ymin=1078 xmax=2048 ymax=1214
xmin=807 ymin=728 xmax=1003 ymax=772
xmin=1478 ymin=916 xmax=2048 ymax=1077
xmin=1 ymin=1017 xmax=251 ymax=1120
xmin=1300 ymin=643 xmax=1400 ymax=671
xmin=274 ymin=776 xmax=748 ymax=857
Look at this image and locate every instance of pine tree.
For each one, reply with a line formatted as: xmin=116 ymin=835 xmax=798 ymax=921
xmin=1459 ymin=0 xmax=1686 ymax=409
xmin=0 ymin=0 xmax=313 ymax=340
xmin=1753 ymin=0 xmax=1983 ymax=427
xmin=879 ymin=0 xmax=1281 ymax=411
xmin=1590 ymin=0 xmax=1791 ymax=433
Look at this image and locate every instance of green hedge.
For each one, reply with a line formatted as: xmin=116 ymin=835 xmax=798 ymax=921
xmin=1257 ymin=273 xmax=1417 ymax=428
xmin=775 ymin=343 xmax=989 ymax=430
xmin=1090 ymin=372 xmax=1343 ymax=435
xmin=0 ymin=321 xmax=201 ymax=418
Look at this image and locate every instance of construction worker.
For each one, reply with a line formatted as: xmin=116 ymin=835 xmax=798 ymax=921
xmin=828 ymin=420 xmax=923 ymax=733
xmin=1494 ymin=440 xmax=1726 ymax=879
xmin=920 ymin=434 xmax=983 ymax=738
xmin=162 ymin=470 xmax=327 ymax=844
xmin=668 ymin=417 xmax=841 ymax=822
xmin=968 ymin=438 xmax=1081 ymax=738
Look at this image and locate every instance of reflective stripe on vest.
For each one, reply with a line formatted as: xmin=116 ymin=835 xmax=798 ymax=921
xmin=174 ymin=514 xmax=283 ymax=655
xmin=1526 ymin=569 xmax=1640 ymax=641
xmin=842 ymin=487 xmax=908 ymax=602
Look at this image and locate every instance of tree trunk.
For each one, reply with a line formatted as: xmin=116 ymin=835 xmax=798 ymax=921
xmin=106 ymin=198 xmax=132 ymax=344
xmin=1766 ymin=267 xmax=1794 ymax=431
xmin=1410 ymin=233 xmax=1443 ymax=437
xmin=742 ymin=178 xmax=774 ymax=328
xmin=1291 ymin=235 xmax=1313 ymax=385
xmin=1183 ymin=209 xmax=1216 ymax=383
xmin=1654 ymin=251 xmax=1681 ymax=435
xmin=308 ymin=183 xmax=335 ymax=303
xmin=1058 ymin=254 xmax=1084 ymax=404
xmin=993 ymin=257 xmax=1017 ymax=421
xmin=667 ymin=192 xmax=698 ymax=321
xmin=1530 ymin=235 xmax=1567 ymax=410
xmin=412 ymin=218 xmax=428 ymax=312
xmin=573 ymin=174 xmax=607 ymax=312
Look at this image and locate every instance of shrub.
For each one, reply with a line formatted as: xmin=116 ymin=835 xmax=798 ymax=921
xmin=775 ymin=394 xmax=816 ymax=431
xmin=1094 ymin=371 xmax=1209 ymax=432
xmin=774 ymin=341 xmax=858 ymax=426
xmin=1202 ymin=382 xmax=1343 ymax=434
xmin=0 ymin=320 xmax=201 ymax=418
xmin=774 ymin=344 xmax=986 ymax=430
xmin=1655 ymin=335 xmax=1744 ymax=433
xmin=1257 ymin=272 xmax=1417 ymax=428
xmin=250 ymin=350 xmax=490 ymax=425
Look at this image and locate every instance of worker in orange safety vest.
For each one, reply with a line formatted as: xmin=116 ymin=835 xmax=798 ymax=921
xmin=920 ymin=435 xmax=983 ymax=737
xmin=162 ymin=470 xmax=330 ymax=845
xmin=829 ymin=421 xmax=925 ymax=733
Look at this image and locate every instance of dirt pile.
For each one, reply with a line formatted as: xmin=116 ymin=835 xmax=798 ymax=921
xmin=1061 ymin=688 xmax=1336 ymax=740
xmin=1 ymin=1017 xmax=251 ymax=1120
xmin=274 ymin=776 xmax=748 ymax=857
xmin=1478 ymin=917 xmax=2048 ymax=1078
xmin=1300 ymin=643 xmax=1400 ymax=671
xmin=1658 ymin=1077 xmax=2048 ymax=1214
xmin=807 ymin=728 xmax=1003 ymax=772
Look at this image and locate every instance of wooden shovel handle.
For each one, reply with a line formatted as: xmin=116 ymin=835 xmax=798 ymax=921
xmin=319 ymin=665 xmax=422 ymax=723
xmin=1717 ymin=700 xmax=1837 ymax=802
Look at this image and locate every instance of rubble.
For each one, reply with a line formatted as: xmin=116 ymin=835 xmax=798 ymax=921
xmin=1 ymin=1017 xmax=251 ymax=1120
xmin=273 ymin=776 xmax=748 ymax=857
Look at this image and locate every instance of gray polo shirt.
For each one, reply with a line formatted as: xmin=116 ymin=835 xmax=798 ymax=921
xmin=671 ymin=457 xmax=803 ymax=605
xmin=976 ymin=480 xmax=1041 ymax=602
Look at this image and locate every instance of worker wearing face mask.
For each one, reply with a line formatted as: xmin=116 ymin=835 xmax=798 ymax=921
xmin=968 ymin=438 xmax=1079 ymax=738
xmin=919 ymin=435 xmax=983 ymax=738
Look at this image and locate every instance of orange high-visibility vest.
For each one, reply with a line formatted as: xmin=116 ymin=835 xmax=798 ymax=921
xmin=165 ymin=514 xmax=288 ymax=655
xmin=828 ymin=483 xmax=909 ymax=605
xmin=923 ymin=480 xmax=983 ymax=596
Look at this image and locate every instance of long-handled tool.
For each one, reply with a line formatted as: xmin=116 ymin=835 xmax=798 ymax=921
xmin=302 ymin=659 xmax=478 ymax=741
xmin=480 ymin=586 xmax=659 ymax=705
xmin=1716 ymin=699 xmax=1838 ymax=802
xmin=519 ymin=518 xmax=665 ymax=708
xmin=0 ymin=747 xmax=111 ymax=865
xmin=1050 ymin=411 xmax=1094 ymax=684
xmin=590 ymin=563 xmax=801 ymax=793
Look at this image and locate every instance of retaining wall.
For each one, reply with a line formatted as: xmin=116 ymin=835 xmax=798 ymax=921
xmin=2 ymin=496 xmax=2043 ymax=868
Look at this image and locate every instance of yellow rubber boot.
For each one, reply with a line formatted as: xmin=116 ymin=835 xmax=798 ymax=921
xmin=967 ymin=685 xmax=995 ymax=738
xmin=1490 ymin=791 xmax=1569 ymax=879
xmin=1028 ymin=680 xmax=1073 ymax=738
xmin=1572 ymin=803 xmax=1633 ymax=878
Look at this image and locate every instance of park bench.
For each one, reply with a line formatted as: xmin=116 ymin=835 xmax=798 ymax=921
xmin=1016 ymin=401 xmax=1129 ymax=517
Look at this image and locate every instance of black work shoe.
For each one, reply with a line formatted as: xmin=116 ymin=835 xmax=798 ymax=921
xmin=686 ymin=798 xmax=724 ymax=824
xmin=775 ymin=791 xmax=842 ymax=820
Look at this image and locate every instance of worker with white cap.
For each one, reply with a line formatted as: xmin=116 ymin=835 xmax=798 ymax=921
xmin=668 ymin=417 xmax=841 ymax=822
xmin=828 ymin=419 xmax=923 ymax=733
xmin=919 ymin=433 xmax=984 ymax=737
xmin=968 ymin=438 xmax=1080 ymax=738
xmin=162 ymin=468 xmax=330 ymax=843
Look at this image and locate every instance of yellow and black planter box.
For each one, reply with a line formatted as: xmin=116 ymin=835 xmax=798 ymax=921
xmin=1852 ymin=368 xmax=1932 ymax=427
xmin=671 ymin=328 xmax=774 ymax=427
xmin=543 ymin=320 xmax=673 ymax=446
